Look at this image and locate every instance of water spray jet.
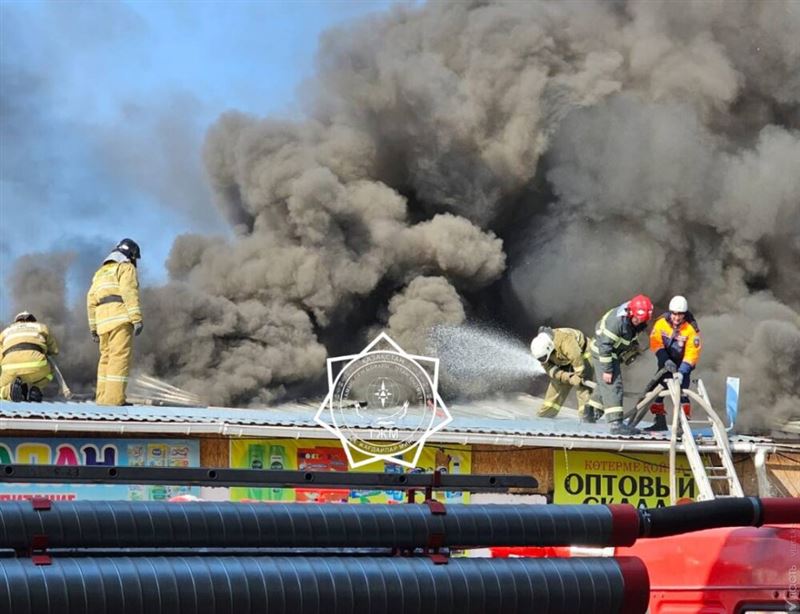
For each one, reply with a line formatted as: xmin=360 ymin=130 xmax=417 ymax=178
xmin=427 ymin=324 xmax=544 ymax=399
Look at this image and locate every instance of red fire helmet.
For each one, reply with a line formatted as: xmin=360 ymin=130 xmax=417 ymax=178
xmin=628 ymin=294 xmax=653 ymax=322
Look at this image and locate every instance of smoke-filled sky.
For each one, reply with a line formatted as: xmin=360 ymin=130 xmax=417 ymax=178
xmin=2 ymin=1 xmax=799 ymax=430
xmin=0 ymin=0 xmax=393 ymax=307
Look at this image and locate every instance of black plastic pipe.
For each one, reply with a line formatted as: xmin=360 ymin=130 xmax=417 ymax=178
xmin=0 ymin=501 xmax=640 ymax=549
xmin=1 ymin=498 xmax=790 ymax=553
xmin=638 ymin=497 xmax=799 ymax=538
xmin=0 ymin=555 xmax=650 ymax=614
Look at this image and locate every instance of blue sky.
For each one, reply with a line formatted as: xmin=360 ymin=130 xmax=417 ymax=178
xmin=0 ymin=0 xmax=395 ymax=317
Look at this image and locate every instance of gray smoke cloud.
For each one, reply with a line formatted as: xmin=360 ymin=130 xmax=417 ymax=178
xmin=6 ymin=252 xmax=99 ymax=390
xmin=383 ymin=276 xmax=466 ymax=352
xmin=6 ymin=0 xmax=799 ymax=431
xmin=8 ymin=254 xmax=73 ymax=340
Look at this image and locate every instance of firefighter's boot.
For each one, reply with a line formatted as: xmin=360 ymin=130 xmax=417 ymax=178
xmin=644 ymin=414 xmax=668 ymax=432
xmin=580 ymin=409 xmax=597 ymax=424
xmin=609 ymin=416 xmax=640 ymax=435
xmin=27 ymin=386 xmax=43 ymax=402
xmin=10 ymin=377 xmax=28 ymax=403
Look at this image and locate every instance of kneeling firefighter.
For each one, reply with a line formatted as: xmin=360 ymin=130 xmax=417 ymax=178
xmin=0 ymin=311 xmax=59 ymax=402
xmin=530 ymin=327 xmax=595 ymax=421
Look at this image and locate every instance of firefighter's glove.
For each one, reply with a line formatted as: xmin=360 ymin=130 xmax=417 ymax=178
xmin=568 ymin=374 xmax=583 ymax=387
xmin=91 ymin=331 xmax=99 ymax=343
xmin=133 ymin=322 xmax=144 ymax=336
xmin=664 ymin=359 xmax=678 ymax=374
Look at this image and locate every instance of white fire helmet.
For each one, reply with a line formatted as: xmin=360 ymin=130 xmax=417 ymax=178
xmin=530 ymin=331 xmax=555 ymax=362
xmin=668 ymin=295 xmax=689 ymax=313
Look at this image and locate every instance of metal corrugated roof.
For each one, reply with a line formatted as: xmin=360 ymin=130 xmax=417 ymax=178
xmin=0 ymin=395 xmax=785 ymax=450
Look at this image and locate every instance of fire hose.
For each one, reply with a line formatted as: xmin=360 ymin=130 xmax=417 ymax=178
xmin=0 ymin=498 xmax=795 ymax=614
xmin=580 ymin=368 xmax=671 ymax=426
xmin=0 ymin=555 xmax=649 ymax=614
xmin=0 ymin=498 xmax=794 ymax=551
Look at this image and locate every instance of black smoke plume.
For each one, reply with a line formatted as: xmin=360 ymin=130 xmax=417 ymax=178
xmin=6 ymin=1 xmax=799 ymax=431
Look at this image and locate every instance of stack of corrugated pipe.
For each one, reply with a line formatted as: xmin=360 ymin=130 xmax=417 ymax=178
xmin=0 ymin=497 xmax=793 ymax=613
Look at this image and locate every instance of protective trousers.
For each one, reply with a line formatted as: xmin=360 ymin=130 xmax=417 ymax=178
xmin=539 ymin=381 xmax=595 ymax=419
xmin=587 ymin=359 xmax=623 ymax=422
xmin=650 ymin=370 xmax=691 ymax=417
xmin=538 ymin=361 xmax=595 ymax=419
xmin=96 ymin=323 xmax=133 ymax=405
xmin=0 ymin=365 xmax=52 ymax=400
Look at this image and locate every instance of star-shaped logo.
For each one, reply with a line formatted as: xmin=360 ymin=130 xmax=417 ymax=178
xmin=315 ymin=332 xmax=452 ymax=469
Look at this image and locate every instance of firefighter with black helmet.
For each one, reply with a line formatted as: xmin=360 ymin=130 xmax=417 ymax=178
xmin=87 ymin=238 xmax=143 ymax=405
xmin=0 ymin=311 xmax=59 ymax=402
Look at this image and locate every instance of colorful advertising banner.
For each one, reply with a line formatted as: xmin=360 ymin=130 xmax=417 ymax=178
xmin=554 ymin=450 xmax=698 ymax=508
xmin=230 ymin=438 xmax=471 ymax=504
xmin=0 ymin=438 xmax=200 ymax=501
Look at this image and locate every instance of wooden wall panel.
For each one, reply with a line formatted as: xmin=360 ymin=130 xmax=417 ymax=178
xmin=731 ymin=451 xmax=800 ymax=497
xmin=766 ymin=452 xmax=800 ymax=496
xmin=733 ymin=454 xmax=759 ymax=496
xmin=471 ymin=445 xmax=552 ymax=494
xmin=200 ymin=438 xmax=230 ymax=468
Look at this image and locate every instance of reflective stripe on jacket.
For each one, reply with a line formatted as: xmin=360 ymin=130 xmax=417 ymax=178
xmin=0 ymin=321 xmax=58 ymax=373
xmin=87 ymin=261 xmax=142 ymax=335
xmin=649 ymin=313 xmax=702 ymax=367
xmin=590 ymin=303 xmax=645 ymax=373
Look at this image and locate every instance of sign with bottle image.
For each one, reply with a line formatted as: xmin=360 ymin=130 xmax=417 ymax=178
xmin=230 ymin=438 xmax=471 ymax=503
xmin=0 ymin=437 xmax=200 ymax=501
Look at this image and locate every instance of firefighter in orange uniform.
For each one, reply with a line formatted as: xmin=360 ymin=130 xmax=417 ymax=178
xmin=644 ymin=295 xmax=702 ymax=432
xmin=87 ymin=238 xmax=143 ymax=406
xmin=0 ymin=311 xmax=59 ymax=402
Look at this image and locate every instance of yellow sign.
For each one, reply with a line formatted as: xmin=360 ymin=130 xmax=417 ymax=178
xmin=230 ymin=438 xmax=471 ymax=504
xmin=554 ymin=450 xmax=697 ymax=508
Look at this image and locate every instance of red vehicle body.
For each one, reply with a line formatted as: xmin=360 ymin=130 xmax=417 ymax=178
xmin=491 ymin=524 xmax=799 ymax=613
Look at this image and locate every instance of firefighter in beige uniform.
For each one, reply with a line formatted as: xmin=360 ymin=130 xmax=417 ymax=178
xmin=530 ymin=327 xmax=595 ymax=421
xmin=87 ymin=238 xmax=143 ymax=405
xmin=0 ymin=311 xmax=59 ymax=402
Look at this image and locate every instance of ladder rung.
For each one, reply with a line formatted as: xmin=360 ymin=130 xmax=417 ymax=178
xmin=670 ymin=396 xmax=742 ymax=500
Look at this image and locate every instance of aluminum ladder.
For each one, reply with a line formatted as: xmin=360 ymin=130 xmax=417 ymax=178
xmin=666 ymin=376 xmax=744 ymax=503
